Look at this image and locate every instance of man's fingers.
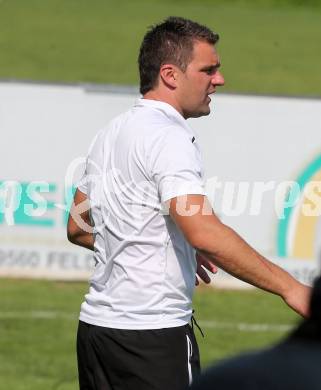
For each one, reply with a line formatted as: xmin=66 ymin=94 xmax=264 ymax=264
xmin=197 ymin=264 xmax=211 ymax=284
xmin=196 ymin=252 xmax=218 ymax=274
xmin=195 ymin=251 xmax=219 ymax=285
xmin=201 ymin=260 xmax=218 ymax=274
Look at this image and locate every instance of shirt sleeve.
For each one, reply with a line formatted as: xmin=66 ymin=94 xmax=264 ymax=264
xmin=148 ymin=127 xmax=206 ymax=204
xmin=76 ymin=130 xmax=102 ymax=195
xmin=77 ymin=171 xmax=88 ymax=194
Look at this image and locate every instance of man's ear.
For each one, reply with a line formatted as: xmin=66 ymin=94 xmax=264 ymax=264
xmin=159 ymin=64 xmax=178 ymax=89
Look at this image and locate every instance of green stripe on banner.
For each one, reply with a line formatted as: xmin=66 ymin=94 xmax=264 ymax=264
xmin=277 ymin=153 xmax=321 ymax=257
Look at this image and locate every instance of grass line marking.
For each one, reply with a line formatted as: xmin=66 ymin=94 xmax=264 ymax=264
xmin=199 ymin=320 xmax=294 ymax=332
xmin=0 ymin=311 xmax=295 ymax=332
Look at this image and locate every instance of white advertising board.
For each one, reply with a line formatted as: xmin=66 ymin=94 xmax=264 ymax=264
xmin=0 ymin=81 xmax=320 ymax=286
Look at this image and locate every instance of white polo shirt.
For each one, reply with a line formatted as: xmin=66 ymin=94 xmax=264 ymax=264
xmin=78 ymin=98 xmax=206 ymax=329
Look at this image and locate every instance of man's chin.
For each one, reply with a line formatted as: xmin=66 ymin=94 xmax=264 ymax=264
xmin=184 ymin=104 xmax=211 ymax=119
xmin=192 ymin=106 xmax=211 ymax=118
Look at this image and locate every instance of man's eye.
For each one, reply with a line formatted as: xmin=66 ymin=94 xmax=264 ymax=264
xmin=204 ymin=68 xmax=216 ymax=75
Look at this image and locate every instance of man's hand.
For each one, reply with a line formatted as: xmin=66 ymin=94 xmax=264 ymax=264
xmin=195 ymin=251 xmax=218 ymax=285
xmin=283 ymin=283 xmax=312 ymax=318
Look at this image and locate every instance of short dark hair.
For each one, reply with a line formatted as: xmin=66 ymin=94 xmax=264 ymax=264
xmin=138 ymin=16 xmax=219 ymax=95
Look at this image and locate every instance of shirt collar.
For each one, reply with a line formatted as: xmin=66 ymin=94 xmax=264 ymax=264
xmin=134 ymin=98 xmax=196 ymax=141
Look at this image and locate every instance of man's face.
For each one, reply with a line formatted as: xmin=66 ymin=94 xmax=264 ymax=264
xmin=176 ymin=40 xmax=224 ymax=119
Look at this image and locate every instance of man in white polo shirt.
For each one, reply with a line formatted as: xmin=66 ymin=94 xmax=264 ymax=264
xmin=67 ymin=16 xmax=311 ymax=390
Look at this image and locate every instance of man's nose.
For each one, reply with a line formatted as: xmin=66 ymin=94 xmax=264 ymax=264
xmin=212 ymin=71 xmax=225 ymax=86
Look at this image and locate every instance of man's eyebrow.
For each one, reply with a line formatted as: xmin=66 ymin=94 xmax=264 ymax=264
xmin=201 ymin=63 xmax=221 ymax=71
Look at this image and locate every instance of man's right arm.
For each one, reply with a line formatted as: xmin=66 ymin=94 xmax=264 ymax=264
xmin=169 ymin=194 xmax=311 ymax=317
xmin=67 ymin=189 xmax=94 ymax=251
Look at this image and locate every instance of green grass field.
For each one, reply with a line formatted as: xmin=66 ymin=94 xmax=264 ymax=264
xmin=0 ymin=279 xmax=300 ymax=390
xmin=0 ymin=0 xmax=321 ymax=96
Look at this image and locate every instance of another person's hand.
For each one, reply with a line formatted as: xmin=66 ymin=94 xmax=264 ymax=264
xmin=283 ymin=283 xmax=312 ymax=318
xmin=195 ymin=251 xmax=218 ymax=285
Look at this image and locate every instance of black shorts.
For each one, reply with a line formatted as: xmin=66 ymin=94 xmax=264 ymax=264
xmin=77 ymin=320 xmax=200 ymax=390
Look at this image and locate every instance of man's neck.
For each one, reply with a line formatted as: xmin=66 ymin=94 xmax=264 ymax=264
xmin=143 ymin=91 xmax=185 ymax=118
